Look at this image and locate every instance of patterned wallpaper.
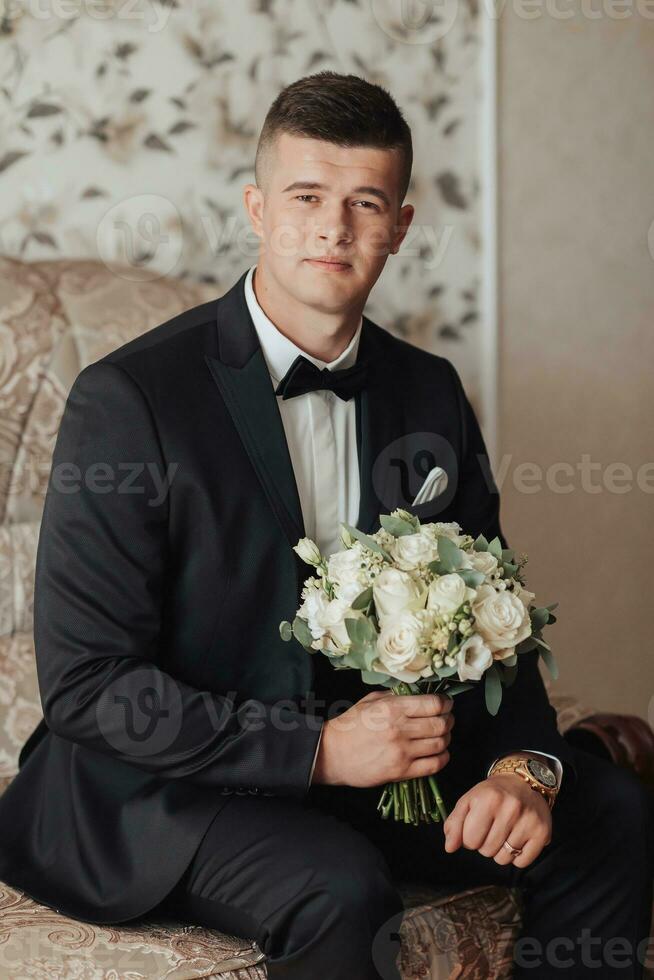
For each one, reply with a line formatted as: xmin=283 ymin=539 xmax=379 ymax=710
xmin=0 ymin=0 xmax=486 ymax=406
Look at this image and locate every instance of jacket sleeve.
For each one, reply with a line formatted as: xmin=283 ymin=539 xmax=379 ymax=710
xmin=34 ymin=360 xmax=322 ymax=798
xmin=446 ymin=360 xmax=579 ymax=790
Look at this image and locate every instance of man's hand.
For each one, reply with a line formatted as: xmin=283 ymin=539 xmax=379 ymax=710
xmin=442 ymin=772 xmax=552 ymax=868
xmin=312 ymin=689 xmax=454 ymax=789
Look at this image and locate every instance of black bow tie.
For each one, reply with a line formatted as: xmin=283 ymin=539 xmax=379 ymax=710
xmin=275 ymin=354 xmax=369 ymax=401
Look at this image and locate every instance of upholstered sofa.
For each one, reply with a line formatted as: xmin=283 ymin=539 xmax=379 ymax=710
xmin=1 ymin=255 xmax=652 ymax=979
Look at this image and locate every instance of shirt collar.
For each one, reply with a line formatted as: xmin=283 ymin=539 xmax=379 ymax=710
xmin=243 ymin=265 xmax=363 ymax=387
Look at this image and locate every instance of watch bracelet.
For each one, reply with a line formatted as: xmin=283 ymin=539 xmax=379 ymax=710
xmin=489 ymin=755 xmax=558 ymax=809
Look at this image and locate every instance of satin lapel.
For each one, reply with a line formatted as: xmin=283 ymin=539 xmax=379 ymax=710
xmin=354 ymin=316 xmax=404 ymax=536
xmin=204 ymin=272 xmax=305 ymax=549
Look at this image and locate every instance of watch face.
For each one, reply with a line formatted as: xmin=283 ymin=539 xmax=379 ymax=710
xmin=527 ymin=758 xmax=557 ymax=787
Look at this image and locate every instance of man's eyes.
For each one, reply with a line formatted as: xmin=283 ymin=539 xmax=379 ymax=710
xmin=294 ymin=195 xmax=378 ymax=210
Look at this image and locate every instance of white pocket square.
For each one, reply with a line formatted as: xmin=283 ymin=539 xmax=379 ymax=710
xmin=411 ymin=465 xmax=449 ymax=506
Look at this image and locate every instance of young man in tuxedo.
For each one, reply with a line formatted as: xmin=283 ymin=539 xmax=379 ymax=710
xmin=0 ymin=72 xmax=652 ymax=979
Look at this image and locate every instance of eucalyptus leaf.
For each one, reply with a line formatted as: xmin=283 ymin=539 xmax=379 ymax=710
xmin=361 ymin=669 xmax=392 ymax=685
xmin=498 ymin=662 xmax=519 ymax=687
xmin=501 ymin=548 xmax=515 ymax=562
xmin=456 ymin=568 xmax=485 ymax=588
xmin=488 ymin=537 xmax=503 ymax=561
xmin=473 ymin=534 xmax=489 ymax=552
xmin=379 ymin=515 xmax=417 ymax=537
xmin=538 ymin=647 xmax=559 ymax=680
xmin=351 ymin=586 xmax=373 ymax=610
xmin=502 ymin=561 xmax=519 ymax=578
xmin=436 ymin=535 xmax=464 ymax=572
xmin=531 ymin=635 xmax=551 ymax=652
xmin=446 ymin=630 xmax=459 ymax=654
xmin=530 ymin=607 xmax=550 ymax=631
xmin=484 ymin=665 xmax=503 ymax=716
xmin=499 ymin=652 xmax=517 ymax=667
xmin=292 ymin=616 xmax=314 ymax=650
xmin=516 ymin=636 xmax=538 ymax=654
xmin=342 ymin=524 xmax=392 ymax=560
xmin=445 ymin=682 xmax=475 ymax=696
xmin=436 ymin=663 xmax=459 ymax=678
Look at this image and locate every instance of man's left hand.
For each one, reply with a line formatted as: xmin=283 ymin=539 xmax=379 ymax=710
xmin=442 ymin=773 xmax=552 ymax=868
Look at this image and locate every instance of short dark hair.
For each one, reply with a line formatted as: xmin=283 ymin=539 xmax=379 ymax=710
xmin=255 ymin=71 xmax=413 ymax=205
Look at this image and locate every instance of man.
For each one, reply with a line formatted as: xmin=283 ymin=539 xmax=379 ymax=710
xmin=0 ymin=72 xmax=651 ymax=979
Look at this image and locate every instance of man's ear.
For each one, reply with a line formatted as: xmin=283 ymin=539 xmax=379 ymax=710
xmin=391 ymin=203 xmax=415 ymax=254
xmin=243 ymin=183 xmax=265 ymax=239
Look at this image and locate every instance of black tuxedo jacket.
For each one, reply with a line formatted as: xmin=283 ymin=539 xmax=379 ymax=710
xmin=0 ymin=269 xmax=578 ymax=923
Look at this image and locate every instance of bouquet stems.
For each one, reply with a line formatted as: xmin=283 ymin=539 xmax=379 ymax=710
xmin=376 ymin=681 xmax=450 ymax=825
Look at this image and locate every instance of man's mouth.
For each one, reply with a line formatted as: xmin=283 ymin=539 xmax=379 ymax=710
xmin=305 ymin=257 xmax=353 ymax=272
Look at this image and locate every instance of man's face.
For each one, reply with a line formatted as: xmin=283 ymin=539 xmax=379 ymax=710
xmin=244 ymin=133 xmax=414 ymax=314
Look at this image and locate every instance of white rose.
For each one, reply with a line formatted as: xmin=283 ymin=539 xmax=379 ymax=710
xmin=372 ymin=567 xmax=427 ymax=623
xmin=427 ymin=573 xmax=475 ymax=616
xmin=471 ymin=584 xmax=532 ymax=652
xmin=312 ymin=598 xmax=365 ymax=655
xmin=389 ymin=530 xmax=439 ymax=571
xmin=375 ymin=609 xmax=435 ymax=683
xmin=424 ymin=521 xmax=462 ymax=540
xmin=298 ymin=582 xmax=330 ymax=640
xmin=455 ymin=634 xmax=493 ymax=681
xmin=510 ymin=580 xmax=536 ymax=609
xmin=468 ymin=551 xmax=499 ymax=578
xmin=327 ymin=547 xmax=369 ymax=603
xmin=294 ymin=537 xmax=322 ymax=566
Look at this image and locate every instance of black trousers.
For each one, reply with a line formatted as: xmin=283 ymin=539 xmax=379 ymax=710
xmin=153 ymin=744 xmax=654 ymax=979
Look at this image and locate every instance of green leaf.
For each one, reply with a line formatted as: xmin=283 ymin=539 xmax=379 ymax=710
xmin=516 ymin=636 xmax=538 ymax=654
xmin=361 ymin=669 xmax=393 ymax=686
xmin=436 ymin=535 xmax=465 ymax=572
xmin=379 ymin=515 xmax=417 ymax=537
xmin=351 ymin=586 xmax=373 ymax=610
xmin=484 ymin=665 xmax=503 ymax=716
xmin=530 ymin=607 xmax=550 ymax=631
xmin=498 ymin=662 xmax=519 ymax=687
xmin=292 ymin=616 xmax=314 ymax=650
xmin=446 ymin=630 xmax=459 ymax=654
xmin=545 ymin=602 xmax=559 ymax=612
xmin=501 ymin=548 xmax=515 ymax=562
xmin=498 ymin=651 xmax=517 ymax=667
xmin=538 ymin=647 xmax=559 ymax=680
xmin=456 ymin=568 xmax=485 ymax=588
xmin=445 ymin=682 xmax=475 ymax=696
xmin=502 ymin=561 xmax=519 ymax=578
xmin=279 ymin=620 xmax=293 ymax=642
xmin=342 ymin=524 xmax=392 ymax=561
xmin=531 ymin=634 xmax=551 ymax=652
xmin=436 ymin=663 xmax=459 ymax=678
xmin=488 ymin=537 xmax=503 ymax=561
xmin=473 ymin=534 xmax=489 ymax=552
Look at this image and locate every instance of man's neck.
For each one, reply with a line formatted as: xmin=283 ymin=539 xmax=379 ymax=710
xmin=252 ymin=262 xmax=362 ymax=364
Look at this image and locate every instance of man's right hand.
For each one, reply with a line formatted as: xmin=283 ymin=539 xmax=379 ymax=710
xmin=312 ymin=689 xmax=454 ymax=788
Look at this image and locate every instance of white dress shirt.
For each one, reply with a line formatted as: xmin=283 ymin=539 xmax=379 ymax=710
xmin=244 ymin=265 xmax=562 ymax=794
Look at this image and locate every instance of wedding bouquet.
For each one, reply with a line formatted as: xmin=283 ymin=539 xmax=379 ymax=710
xmin=279 ymin=509 xmax=558 ymax=827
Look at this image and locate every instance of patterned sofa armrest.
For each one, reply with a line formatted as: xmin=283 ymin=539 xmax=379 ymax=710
xmin=563 ymin=713 xmax=654 ymax=791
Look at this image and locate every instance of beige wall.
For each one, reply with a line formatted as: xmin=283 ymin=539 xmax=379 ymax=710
xmin=497 ymin=12 xmax=654 ymax=720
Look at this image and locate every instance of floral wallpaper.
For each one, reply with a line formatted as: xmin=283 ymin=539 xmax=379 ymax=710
xmin=0 ymin=0 xmax=486 ymax=402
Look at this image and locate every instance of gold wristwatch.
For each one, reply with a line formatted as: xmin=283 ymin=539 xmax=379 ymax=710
xmin=488 ymin=753 xmax=559 ymax=810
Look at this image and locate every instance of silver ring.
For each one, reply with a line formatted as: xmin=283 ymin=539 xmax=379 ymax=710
xmin=502 ymin=839 xmax=523 ymax=857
